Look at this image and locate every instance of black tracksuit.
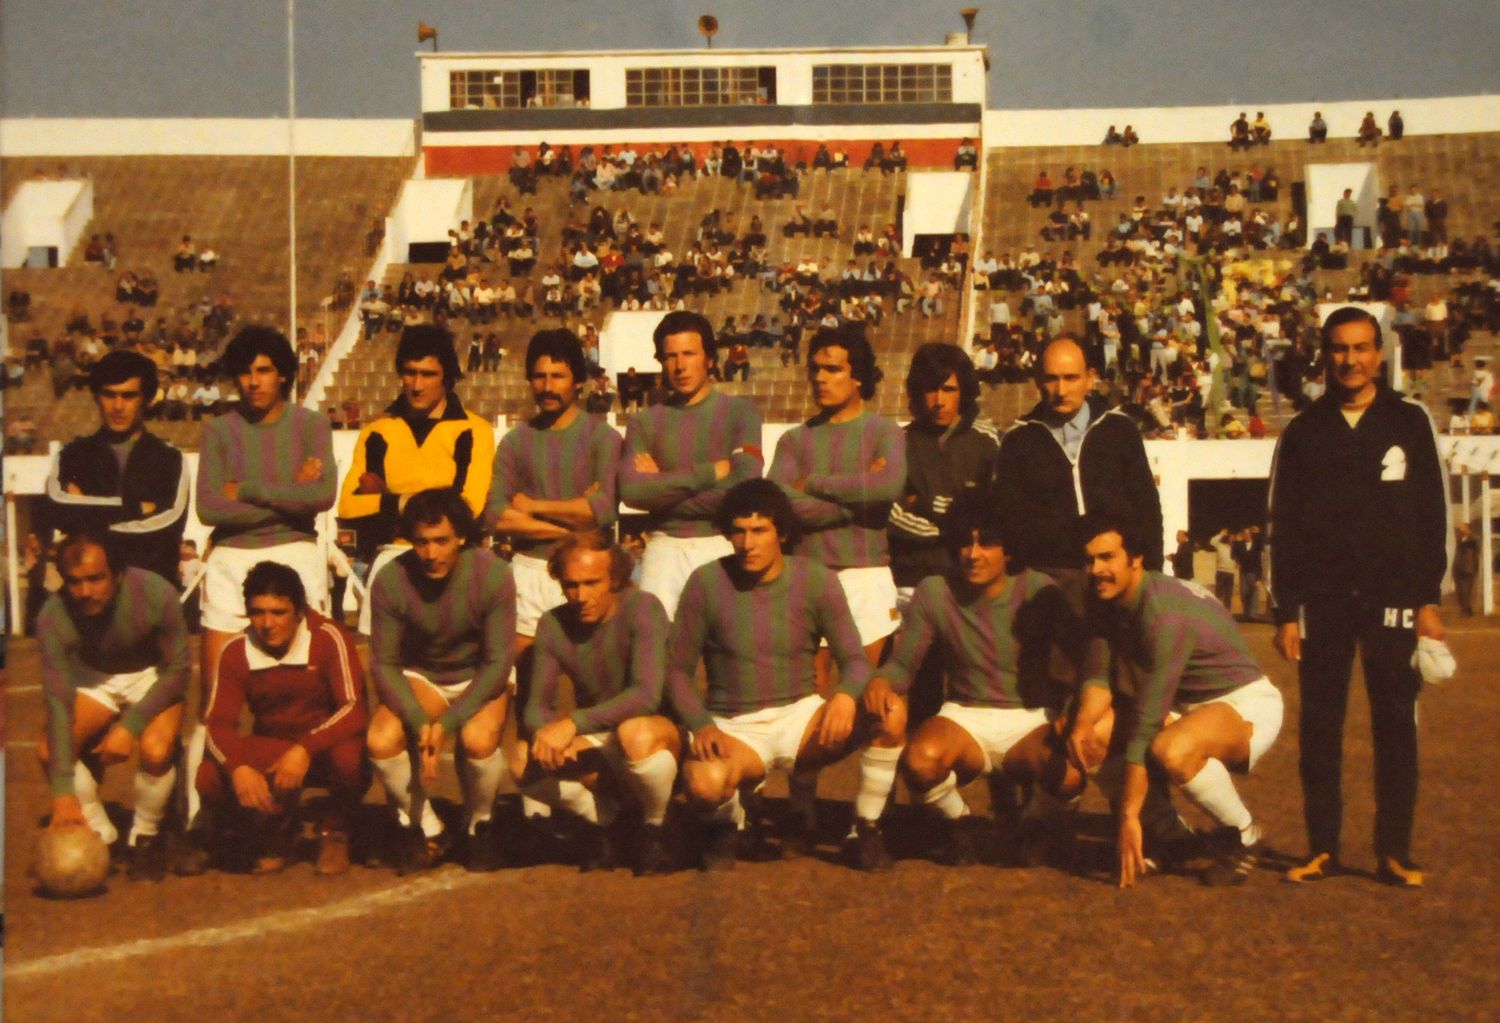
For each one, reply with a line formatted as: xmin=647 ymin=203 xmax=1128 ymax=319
xmin=1269 ymin=386 xmax=1448 ymax=861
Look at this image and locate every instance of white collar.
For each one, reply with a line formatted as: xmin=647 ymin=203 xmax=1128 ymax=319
xmin=244 ymin=617 xmax=312 ymax=670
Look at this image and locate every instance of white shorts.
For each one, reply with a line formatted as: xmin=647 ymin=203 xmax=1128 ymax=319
xmin=358 ymin=542 xmax=408 ymax=636
xmin=834 ymin=565 xmax=900 ymax=647
xmin=936 ymin=702 xmax=1052 ymax=774
xmin=404 ymin=669 xmax=474 ymax=705
xmin=1172 ymin=676 xmax=1284 ymax=771
xmin=638 ymin=532 xmax=733 ymax=620
xmin=202 ymin=540 xmax=329 ymax=633
xmin=512 ymin=552 xmax=565 ymax=638
xmin=706 ymin=693 xmax=824 ymax=773
xmin=76 ymin=666 xmax=160 ymax=716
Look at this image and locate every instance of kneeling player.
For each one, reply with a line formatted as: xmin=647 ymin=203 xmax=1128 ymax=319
xmin=668 ymin=479 xmax=898 ymax=870
xmin=37 ymin=532 xmax=189 ymax=880
xmin=197 ymin=562 xmax=368 ymax=874
xmin=868 ymin=498 xmax=1089 ymax=865
xmin=520 ymin=532 xmax=681 ymax=874
xmin=366 ymin=490 xmax=516 ymax=873
xmin=1068 ymin=513 xmax=1284 ymax=887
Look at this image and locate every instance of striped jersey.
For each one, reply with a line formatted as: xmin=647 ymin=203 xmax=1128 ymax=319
xmin=369 ymin=546 xmax=516 ymax=733
xmin=197 ymin=405 xmax=338 ymax=548
xmin=768 ymin=410 xmax=907 ymax=568
xmin=37 ymin=568 xmax=190 ymax=796
xmin=619 ymin=390 xmax=764 ymax=537
xmin=882 ymin=568 xmax=1079 ymax=710
xmin=526 ymin=588 xmax=669 ymax=734
xmin=487 ymin=410 xmax=622 ymax=556
xmin=1089 ymin=571 xmax=1266 ymax=764
xmin=667 ymin=555 xmax=869 ymax=730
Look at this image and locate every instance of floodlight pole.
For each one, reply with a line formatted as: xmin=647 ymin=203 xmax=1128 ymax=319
xmin=287 ymin=0 xmax=299 ymax=399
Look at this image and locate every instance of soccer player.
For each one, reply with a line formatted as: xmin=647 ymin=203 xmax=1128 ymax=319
xmin=196 ymin=561 xmax=368 ymax=875
xmin=874 ymin=496 xmax=1088 ymax=865
xmin=196 ymin=326 xmax=338 ymax=693
xmin=1269 ymin=307 xmax=1448 ymax=887
xmin=46 ymin=349 xmax=189 ymax=586
xmin=36 ymin=532 xmax=189 ymax=880
xmin=618 ymin=310 xmax=763 ymax=621
xmin=1067 ymin=513 xmax=1284 ymax=888
xmin=339 ymin=324 xmax=495 ymax=634
xmin=520 ymin=532 xmax=680 ymax=874
xmin=667 ymin=479 xmax=886 ymax=870
xmin=767 ymin=325 xmax=906 ymax=859
xmin=366 ymin=489 xmax=517 ymax=874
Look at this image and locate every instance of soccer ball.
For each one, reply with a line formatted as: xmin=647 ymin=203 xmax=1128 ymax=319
xmin=35 ymin=826 xmax=111 ymax=898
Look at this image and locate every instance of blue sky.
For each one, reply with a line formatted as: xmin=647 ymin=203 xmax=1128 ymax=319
xmin=2 ymin=0 xmax=1496 ymax=119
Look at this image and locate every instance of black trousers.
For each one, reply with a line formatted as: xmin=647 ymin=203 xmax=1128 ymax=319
xmin=1298 ymin=597 xmax=1421 ymax=861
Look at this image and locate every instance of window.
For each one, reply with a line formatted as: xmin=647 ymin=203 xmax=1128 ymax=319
xmin=448 ymin=69 xmax=590 ymax=109
xmin=625 ymin=66 xmax=775 ymax=107
xmin=811 ymin=63 xmax=952 ymax=104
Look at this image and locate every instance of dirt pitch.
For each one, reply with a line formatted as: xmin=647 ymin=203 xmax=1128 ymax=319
xmin=5 ymin=618 xmax=1499 ymax=1023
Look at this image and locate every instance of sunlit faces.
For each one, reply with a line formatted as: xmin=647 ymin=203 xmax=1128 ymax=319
xmin=808 ymin=344 xmax=861 ymax=413
xmin=529 ymin=355 xmax=579 ymax=415
xmin=1038 ymin=340 xmax=1095 ymax=418
xmin=236 ymin=354 xmax=287 ymax=414
xmin=1085 ymin=529 xmax=1145 ymax=603
xmin=60 ymin=542 xmax=121 ymax=618
xmin=409 ymin=517 xmax=464 ymax=580
xmin=95 ymin=379 xmax=147 ymax=436
xmin=921 ymin=373 xmax=963 ymax=429
xmin=659 ymin=330 xmax=713 ymax=401
xmin=956 ymin=529 xmax=1008 ymax=591
xmin=557 ymin=547 xmax=619 ymax=624
xmin=727 ymin=512 xmax=786 ymax=578
xmin=400 ymin=356 xmax=448 ymax=416
xmin=1323 ymin=318 xmax=1383 ymax=405
xmin=246 ymin=594 xmax=303 ymax=657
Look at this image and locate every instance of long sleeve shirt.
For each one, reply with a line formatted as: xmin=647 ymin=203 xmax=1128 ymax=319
xmin=37 ymin=569 xmax=190 ymax=795
xmin=887 ymin=413 xmax=999 ymax=586
xmin=369 ymin=547 xmax=516 ymax=733
xmin=525 ymin=588 xmax=669 ymax=734
xmin=196 ymin=405 xmax=337 ymax=548
xmin=1088 ymin=572 xmax=1265 ymax=765
xmin=486 ymin=411 xmax=621 ymax=556
xmin=882 ymin=569 xmax=1078 ymax=710
xmin=203 ymin=610 xmax=368 ymax=773
xmin=768 ymin=410 xmax=907 ymax=569
xmin=618 ymin=390 xmax=763 ymax=538
xmin=666 ymin=555 xmax=870 ymax=731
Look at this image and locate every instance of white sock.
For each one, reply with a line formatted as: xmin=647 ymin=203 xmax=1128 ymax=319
xmin=129 ymin=766 xmax=177 ymax=844
xmin=922 ymin=770 xmax=970 ymax=820
xmin=854 ymin=745 xmax=903 ymax=823
xmin=73 ymin=761 xmax=118 ymax=845
xmin=709 ymin=788 xmax=745 ymax=828
xmin=373 ymin=751 xmax=443 ymax=837
xmin=1180 ymin=758 xmax=1255 ymax=842
xmin=524 ymin=777 xmax=603 ymax=824
xmin=520 ymin=795 xmax=553 ymax=819
xmin=460 ymin=749 xmax=504 ymax=833
xmin=624 ymin=749 xmax=677 ymax=827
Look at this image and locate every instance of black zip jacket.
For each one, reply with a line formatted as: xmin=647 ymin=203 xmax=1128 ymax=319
xmin=888 ymin=412 xmax=1000 ymax=587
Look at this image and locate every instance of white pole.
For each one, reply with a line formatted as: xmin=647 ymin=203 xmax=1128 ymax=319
xmin=287 ymin=0 xmax=299 ymax=396
xmin=1482 ymin=473 xmax=1494 ymax=615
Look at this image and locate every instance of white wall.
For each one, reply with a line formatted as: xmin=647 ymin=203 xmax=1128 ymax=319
xmin=599 ymin=310 xmax=666 ymax=379
xmin=902 ymin=171 xmax=972 ymax=255
xmin=386 ymin=178 xmax=472 ymax=261
xmin=0 ymin=118 xmax=416 ymax=156
xmin=983 ymin=95 xmax=1500 ymax=148
xmin=0 ymin=179 xmax=93 ymax=268
xmin=1305 ymin=163 xmax=1379 ymax=248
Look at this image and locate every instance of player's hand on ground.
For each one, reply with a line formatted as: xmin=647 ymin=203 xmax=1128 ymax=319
xmin=533 ymin=718 xmax=578 ymax=772
xmin=232 ymin=766 xmax=278 ymax=814
xmin=92 ymin=723 xmax=136 ymax=766
xmin=691 ymin=725 xmax=730 ymax=761
xmin=1415 ymin=604 xmax=1445 ymax=642
xmin=355 ymin=472 xmax=387 ymax=495
xmin=1117 ymin=815 xmax=1145 ymax=889
xmin=294 ymin=456 xmax=324 ymax=483
xmin=634 ymin=452 xmax=660 ymax=474
xmin=1274 ymin=622 xmax=1301 ymax=662
xmin=862 ymin=677 xmax=897 ymax=719
xmin=419 ymin=722 xmax=445 ymax=782
xmin=818 ymin=692 xmax=857 ymax=748
xmin=49 ymin=795 xmax=88 ymax=831
xmin=269 ymin=744 xmax=311 ymax=794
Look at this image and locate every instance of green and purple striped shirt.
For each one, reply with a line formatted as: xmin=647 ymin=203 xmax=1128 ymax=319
xmin=370 ymin=546 xmax=517 ymax=733
xmin=667 ymin=554 xmax=869 ymax=730
xmin=768 ymin=410 xmax=907 ymax=569
xmin=37 ymin=568 xmax=190 ymax=795
xmin=619 ymin=390 xmax=764 ymax=537
xmin=1089 ymin=571 xmax=1266 ymax=765
xmin=487 ymin=410 xmax=622 ymax=556
xmin=196 ymin=405 xmax=337 ymax=548
xmin=525 ymin=588 xmax=669 ymax=734
xmin=883 ymin=569 xmax=1078 ymax=709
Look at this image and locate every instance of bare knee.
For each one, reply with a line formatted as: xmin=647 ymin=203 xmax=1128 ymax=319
xmin=617 ymin=717 xmax=667 ymax=761
xmin=901 ymin=737 xmax=948 ymax=790
xmin=461 ymin=721 xmax=500 ymax=760
xmin=684 ymin=760 xmax=733 ymax=808
xmin=871 ymin=700 xmax=907 ymax=747
xmin=367 ymin=716 xmax=407 ymax=760
xmin=1150 ymin=730 xmax=1202 ymax=785
xmin=138 ymin=733 xmax=177 ymax=774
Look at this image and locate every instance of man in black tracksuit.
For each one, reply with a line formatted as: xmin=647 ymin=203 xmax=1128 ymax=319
xmin=1270 ymin=307 xmax=1448 ymax=887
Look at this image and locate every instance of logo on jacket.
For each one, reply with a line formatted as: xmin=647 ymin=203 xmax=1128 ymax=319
xmin=1380 ymin=446 xmax=1407 ymax=481
xmin=1382 ymin=607 xmax=1415 ymax=629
